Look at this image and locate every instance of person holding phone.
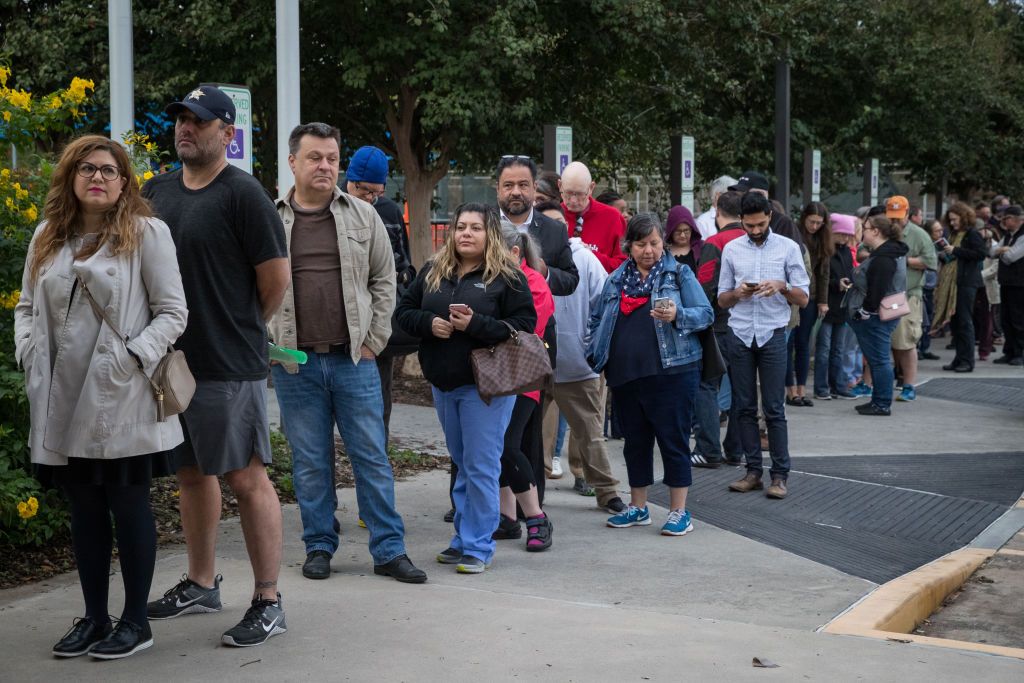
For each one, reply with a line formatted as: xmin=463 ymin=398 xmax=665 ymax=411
xmin=587 ymin=214 xmax=713 ymax=535
xmin=396 ymin=203 xmax=535 ymax=574
xmin=813 ymin=213 xmax=856 ymax=400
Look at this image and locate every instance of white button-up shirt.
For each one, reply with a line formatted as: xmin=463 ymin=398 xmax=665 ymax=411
xmin=718 ymin=229 xmax=809 ymax=347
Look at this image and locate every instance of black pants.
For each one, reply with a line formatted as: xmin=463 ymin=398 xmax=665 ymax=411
xmin=1001 ymin=285 xmax=1024 ymax=359
xmin=952 ymin=284 xmax=979 ymax=369
xmin=375 ymin=354 xmax=396 ymax=443
xmin=63 ymin=483 xmax=156 ymax=629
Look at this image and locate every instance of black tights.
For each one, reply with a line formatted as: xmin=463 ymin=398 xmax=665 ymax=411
xmin=63 ymin=483 xmax=156 ymax=628
xmin=499 ymin=396 xmax=540 ymax=494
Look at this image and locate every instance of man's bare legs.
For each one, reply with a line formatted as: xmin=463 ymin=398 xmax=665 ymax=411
xmin=224 ymin=457 xmax=283 ymax=601
xmin=177 ymin=465 xmax=222 ymax=588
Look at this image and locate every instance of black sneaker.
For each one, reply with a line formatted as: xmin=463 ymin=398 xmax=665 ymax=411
xmin=492 ymin=514 xmax=523 ymax=540
xmin=603 ymin=496 xmax=626 ymax=514
xmin=147 ymin=574 xmax=222 ymax=620
xmin=573 ymin=477 xmax=596 ymax=497
xmin=855 ymin=402 xmax=891 ymax=416
xmin=52 ymin=617 xmax=113 ymax=657
xmin=302 ymin=550 xmax=332 ymax=579
xmin=443 ymin=508 xmax=456 ymax=523
xmin=89 ymin=619 xmax=153 ymax=660
xmin=221 ymin=594 xmax=287 ymax=647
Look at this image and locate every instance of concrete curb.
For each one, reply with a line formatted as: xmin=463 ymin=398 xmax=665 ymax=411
xmin=822 ymin=547 xmax=1024 ymax=660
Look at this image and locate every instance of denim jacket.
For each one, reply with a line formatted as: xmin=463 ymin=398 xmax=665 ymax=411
xmin=586 ymin=253 xmax=713 ymax=373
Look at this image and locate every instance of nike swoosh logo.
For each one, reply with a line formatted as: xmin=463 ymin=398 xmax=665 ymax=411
xmin=261 ymin=616 xmax=279 ymax=633
xmin=175 ymin=596 xmax=202 ymax=608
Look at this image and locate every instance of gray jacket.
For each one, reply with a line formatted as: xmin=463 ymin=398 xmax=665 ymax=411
xmin=555 ymin=238 xmax=607 ymax=383
xmin=14 ymin=218 xmax=188 ymax=465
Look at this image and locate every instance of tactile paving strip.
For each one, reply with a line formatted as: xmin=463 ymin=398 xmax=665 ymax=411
xmin=916 ymin=377 xmax=1024 ymax=411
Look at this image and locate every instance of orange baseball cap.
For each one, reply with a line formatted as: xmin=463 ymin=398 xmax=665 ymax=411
xmin=885 ymin=195 xmax=909 ymax=219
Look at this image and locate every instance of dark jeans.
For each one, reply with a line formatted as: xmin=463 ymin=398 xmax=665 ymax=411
xmin=786 ymin=304 xmax=818 ymax=387
xmin=973 ymin=287 xmax=994 ymax=356
xmin=952 ymin=285 xmax=979 ymax=369
xmin=813 ymin=320 xmax=849 ymax=396
xmin=919 ymin=287 xmax=935 ymax=353
xmin=375 ymin=354 xmax=395 ymax=443
xmin=728 ymin=328 xmax=790 ymax=481
xmin=1001 ymin=285 xmax=1024 ymax=359
xmin=693 ymin=329 xmax=741 ymax=460
xmin=850 ymin=316 xmax=899 ymax=409
xmin=611 ymin=367 xmax=698 ymax=488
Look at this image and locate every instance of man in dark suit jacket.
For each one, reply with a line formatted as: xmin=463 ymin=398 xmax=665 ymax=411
xmin=495 ymin=155 xmax=579 ymax=297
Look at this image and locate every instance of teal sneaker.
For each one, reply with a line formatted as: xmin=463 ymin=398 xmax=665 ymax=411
xmin=606 ymin=504 xmax=651 ymax=528
xmin=661 ymin=509 xmax=694 ymax=536
xmin=850 ymin=382 xmax=873 ymax=397
xmin=896 ymin=384 xmax=916 ymax=402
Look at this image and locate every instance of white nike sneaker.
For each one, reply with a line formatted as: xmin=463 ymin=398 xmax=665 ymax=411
xmin=549 ymin=456 xmax=564 ymax=479
xmin=146 ymin=574 xmax=222 ymax=620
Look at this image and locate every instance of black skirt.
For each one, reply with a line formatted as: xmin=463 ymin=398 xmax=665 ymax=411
xmin=33 ymin=450 xmax=176 ymax=488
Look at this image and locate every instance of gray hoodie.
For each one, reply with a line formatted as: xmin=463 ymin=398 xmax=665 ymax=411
xmin=555 ymin=238 xmax=608 ymax=383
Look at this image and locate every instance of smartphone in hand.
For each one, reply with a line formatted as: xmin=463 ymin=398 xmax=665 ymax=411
xmin=653 ymin=297 xmax=672 ymax=310
xmin=448 ymin=303 xmax=470 ymax=315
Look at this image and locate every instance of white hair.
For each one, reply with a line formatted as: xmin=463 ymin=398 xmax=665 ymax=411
xmin=711 ymin=175 xmax=737 ymax=198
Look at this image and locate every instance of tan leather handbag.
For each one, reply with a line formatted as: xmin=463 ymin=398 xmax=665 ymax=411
xmin=878 ymin=291 xmax=910 ymax=321
xmin=78 ymin=277 xmax=195 ymax=421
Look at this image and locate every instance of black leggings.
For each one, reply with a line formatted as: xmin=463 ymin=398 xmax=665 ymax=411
xmin=499 ymin=396 xmax=540 ymax=494
xmin=63 ymin=483 xmax=156 ymax=628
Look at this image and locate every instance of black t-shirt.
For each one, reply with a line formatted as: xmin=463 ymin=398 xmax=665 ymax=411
xmin=142 ymin=166 xmax=287 ymax=380
xmin=605 ymin=303 xmax=686 ymax=388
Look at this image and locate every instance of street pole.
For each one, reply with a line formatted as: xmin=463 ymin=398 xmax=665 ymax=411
xmin=108 ymin=0 xmax=134 ymax=142
xmin=774 ymin=57 xmax=791 ymax=213
xmin=276 ymin=0 xmax=300 ymax=197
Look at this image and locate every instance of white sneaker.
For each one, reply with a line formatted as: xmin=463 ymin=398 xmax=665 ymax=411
xmin=549 ymin=456 xmax=564 ymax=479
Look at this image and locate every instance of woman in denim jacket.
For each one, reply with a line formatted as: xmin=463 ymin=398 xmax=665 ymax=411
xmin=586 ymin=214 xmax=713 ymax=536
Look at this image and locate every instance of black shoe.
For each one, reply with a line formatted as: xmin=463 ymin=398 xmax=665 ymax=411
xmin=147 ymin=574 xmax=222 ymax=620
xmin=719 ymin=411 xmax=729 ymax=424
xmin=942 ymin=362 xmax=965 ymax=371
xmin=525 ymin=514 xmax=553 ymax=552
xmin=1010 ymin=357 xmax=1024 ymax=367
xmin=443 ymin=508 xmax=455 ymax=523
xmin=492 ymin=514 xmax=523 ymax=540
xmin=855 ymin=402 xmax=891 ymax=416
xmin=52 ymin=617 xmax=113 ymax=657
xmin=955 ymin=365 xmax=973 ymax=373
xmin=691 ymin=452 xmax=723 ymax=469
xmin=88 ymin=619 xmax=153 ymax=660
xmin=723 ymin=455 xmax=744 ymax=466
xmin=332 ymin=517 xmax=341 ymax=533
xmin=945 ymin=342 xmax=955 ymax=350
xmin=603 ymin=496 xmax=626 ymax=514
xmin=374 ymin=554 xmax=428 ymax=584
xmin=221 ymin=594 xmax=287 ymax=647
xmin=919 ymin=351 xmax=940 ymax=360
xmin=436 ymin=547 xmax=461 ymax=564
xmin=302 ymin=550 xmax=332 ymax=580
xmin=993 ymin=355 xmax=1012 ymax=364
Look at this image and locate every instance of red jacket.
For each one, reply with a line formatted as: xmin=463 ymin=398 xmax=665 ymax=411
xmin=562 ymin=199 xmax=627 ymax=272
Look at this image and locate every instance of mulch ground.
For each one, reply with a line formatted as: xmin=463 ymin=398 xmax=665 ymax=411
xmin=0 ymin=423 xmax=447 ymax=590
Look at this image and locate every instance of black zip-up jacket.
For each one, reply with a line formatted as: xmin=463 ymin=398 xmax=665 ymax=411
xmin=396 ymin=262 xmax=537 ymax=391
xmin=825 ymin=244 xmax=854 ymax=324
xmin=952 ymin=227 xmax=986 ymax=289
xmin=861 ymin=239 xmax=909 ymax=313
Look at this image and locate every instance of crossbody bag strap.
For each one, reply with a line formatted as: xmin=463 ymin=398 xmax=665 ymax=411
xmin=76 ymin=275 xmax=160 ymax=394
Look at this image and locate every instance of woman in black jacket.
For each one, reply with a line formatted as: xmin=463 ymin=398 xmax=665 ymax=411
xmin=813 ymin=213 xmax=856 ymax=399
xmin=846 ymin=215 xmax=909 ymax=416
xmin=940 ymin=201 xmax=987 ymax=372
xmin=396 ymin=203 xmax=536 ymax=574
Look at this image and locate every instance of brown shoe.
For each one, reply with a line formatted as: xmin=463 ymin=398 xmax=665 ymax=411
xmin=766 ymin=478 xmax=788 ymax=499
xmin=728 ymin=472 xmax=763 ymax=493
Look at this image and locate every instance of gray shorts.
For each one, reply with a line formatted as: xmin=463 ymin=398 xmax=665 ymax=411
xmin=173 ymin=380 xmax=272 ymax=476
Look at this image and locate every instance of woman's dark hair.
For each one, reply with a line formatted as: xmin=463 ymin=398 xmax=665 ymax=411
xmin=535 ymin=171 xmax=560 ymax=201
xmin=799 ymin=201 xmax=834 ymax=264
xmin=944 ymin=201 xmax=976 ymax=232
xmin=534 ymin=200 xmax=562 ymax=214
xmin=621 ymin=212 xmax=664 ymax=253
xmin=596 ymin=189 xmax=622 ymax=205
xmin=866 ymin=215 xmax=900 ymax=241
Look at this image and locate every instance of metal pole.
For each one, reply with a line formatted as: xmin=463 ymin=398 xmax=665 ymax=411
xmin=773 ymin=58 xmax=791 ymax=213
xmin=276 ymin=0 xmax=301 ymax=197
xmin=669 ymin=135 xmax=682 ymax=207
xmin=108 ymin=0 xmax=134 ymax=142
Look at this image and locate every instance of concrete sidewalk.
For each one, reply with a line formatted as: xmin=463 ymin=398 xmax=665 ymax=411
xmin=2 ymin=359 xmax=1023 ymax=680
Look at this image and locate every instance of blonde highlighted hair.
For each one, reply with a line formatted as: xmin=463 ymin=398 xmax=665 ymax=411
xmin=425 ymin=202 xmax=521 ymax=292
xmin=28 ymin=134 xmax=151 ymax=284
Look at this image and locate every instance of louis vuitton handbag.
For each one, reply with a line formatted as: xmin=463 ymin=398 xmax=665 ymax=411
xmin=79 ymin=276 xmax=195 ymax=421
xmin=470 ymin=321 xmax=553 ymax=404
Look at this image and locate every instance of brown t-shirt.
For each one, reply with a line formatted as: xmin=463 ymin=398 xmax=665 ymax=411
xmin=290 ymin=199 xmax=349 ymax=346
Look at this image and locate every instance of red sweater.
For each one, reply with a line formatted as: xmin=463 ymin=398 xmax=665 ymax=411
xmin=562 ymin=199 xmax=627 ymax=272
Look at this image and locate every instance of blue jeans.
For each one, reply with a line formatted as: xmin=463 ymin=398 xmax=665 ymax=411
xmin=728 ymin=328 xmax=790 ymax=480
xmin=849 ymin=316 xmax=899 ymax=409
xmin=919 ymin=287 xmax=935 ymax=353
xmin=432 ymin=385 xmax=514 ymax=564
xmin=813 ymin=320 xmax=850 ymax=396
xmin=842 ymin=324 xmax=862 ymax=384
xmin=272 ymin=353 xmax=407 ymax=564
xmin=718 ymin=374 xmax=731 ymax=411
xmin=554 ymin=412 xmax=568 ymax=456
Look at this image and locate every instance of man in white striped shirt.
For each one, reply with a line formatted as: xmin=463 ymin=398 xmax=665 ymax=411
xmin=717 ymin=192 xmax=809 ymax=499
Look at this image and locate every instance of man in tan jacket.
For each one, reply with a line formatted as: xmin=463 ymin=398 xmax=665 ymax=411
xmin=267 ymin=122 xmax=426 ymax=584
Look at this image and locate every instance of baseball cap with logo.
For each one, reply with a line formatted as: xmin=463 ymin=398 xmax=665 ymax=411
xmin=1001 ymin=204 xmax=1023 ymax=218
xmin=165 ymin=85 xmax=236 ymax=124
xmin=885 ymin=195 xmax=909 ymax=219
xmin=728 ymin=171 xmax=770 ymax=193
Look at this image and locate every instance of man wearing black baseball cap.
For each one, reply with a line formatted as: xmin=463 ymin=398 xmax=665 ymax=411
xmin=143 ymin=84 xmax=292 ymax=648
xmin=728 ymin=171 xmax=770 ymax=196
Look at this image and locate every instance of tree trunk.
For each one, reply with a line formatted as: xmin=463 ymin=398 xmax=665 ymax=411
xmin=404 ymin=171 xmax=438 ymax=268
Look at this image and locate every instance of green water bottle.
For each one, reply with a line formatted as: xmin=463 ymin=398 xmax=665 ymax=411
xmin=268 ymin=342 xmax=308 ymax=364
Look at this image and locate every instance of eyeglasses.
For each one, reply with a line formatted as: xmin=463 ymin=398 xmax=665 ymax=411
xmin=500 ymin=155 xmax=531 ymax=161
xmin=77 ymin=162 xmax=121 ymax=182
xmin=351 ymin=182 xmax=385 ymax=200
xmin=562 ymin=190 xmax=588 ymax=201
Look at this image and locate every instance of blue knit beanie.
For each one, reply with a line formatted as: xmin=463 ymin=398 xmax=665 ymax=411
xmin=346 ymin=146 xmax=389 ymax=185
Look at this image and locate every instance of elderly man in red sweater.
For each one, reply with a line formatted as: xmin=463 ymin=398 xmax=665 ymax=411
xmin=559 ymin=162 xmax=627 ymax=273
